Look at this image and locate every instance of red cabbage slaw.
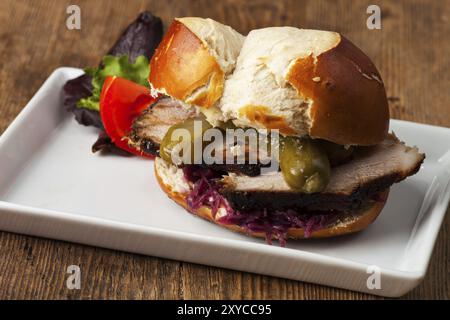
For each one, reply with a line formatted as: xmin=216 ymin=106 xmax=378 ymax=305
xmin=183 ymin=166 xmax=338 ymax=246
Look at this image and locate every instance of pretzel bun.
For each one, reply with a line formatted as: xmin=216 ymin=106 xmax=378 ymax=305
xmin=154 ymin=158 xmax=389 ymax=240
xmin=149 ymin=19 xmax=389 ymax=145
xmin=149 ymin=17 xmax=244 ymax=109
xmin=221 ymin=27 xmax=389 ymax=145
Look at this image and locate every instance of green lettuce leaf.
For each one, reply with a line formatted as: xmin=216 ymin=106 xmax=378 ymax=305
xmin=77 ymin=55 xmax=150 ymax=111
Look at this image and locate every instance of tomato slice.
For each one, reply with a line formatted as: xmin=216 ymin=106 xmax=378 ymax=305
xmin=100 ymin=76 xmax=157 ymax=157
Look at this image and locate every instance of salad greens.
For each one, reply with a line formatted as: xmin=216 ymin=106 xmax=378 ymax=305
xmin=62 ymin=11 xmax=162 ymax=155
xmin=77 ymin=55 xmax=150 ymax=111
xmin=63 ymin=11 xmax=163 ymax=129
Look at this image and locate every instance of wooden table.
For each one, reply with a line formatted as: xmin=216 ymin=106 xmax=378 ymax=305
xmin=0 ymin=0 xmax=448 ymax=299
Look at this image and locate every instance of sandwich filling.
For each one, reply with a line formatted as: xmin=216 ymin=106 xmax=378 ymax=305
xmin=138 ymin=97 xmax=424 ymax=244
xmin=156 ymin=158 xmax=370 ymax=245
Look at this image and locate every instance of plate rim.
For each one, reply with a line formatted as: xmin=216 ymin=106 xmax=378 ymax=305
xmin=1 ymin=67 xmax=449 ymax=297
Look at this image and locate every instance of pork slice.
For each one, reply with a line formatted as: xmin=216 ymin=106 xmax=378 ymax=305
xmin=221 ymin=134 xmax=425 ymax=212
xmin=128 ymin=97 xmax=268 ymax=176
xmin=128 ymin=97 xmax=197 ymax=155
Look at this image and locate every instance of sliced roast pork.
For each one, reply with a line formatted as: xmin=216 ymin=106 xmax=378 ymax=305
xmin=220 ymin=134 xmax=425 ymax=212
xmin=128 ymin=97 xmax=270 ymax=176
xmin=128 ymin=97 xmax=198 ymax=155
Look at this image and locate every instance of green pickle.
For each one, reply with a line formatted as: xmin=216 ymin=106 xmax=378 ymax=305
xmin=159 ymin=117 xmax=212 ymax=164
xmin=280 ymin=137 xmax=331 ymax=193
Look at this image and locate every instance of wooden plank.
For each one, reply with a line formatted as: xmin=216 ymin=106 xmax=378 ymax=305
xmin=0 ymin=0 xmax=448 ymax=299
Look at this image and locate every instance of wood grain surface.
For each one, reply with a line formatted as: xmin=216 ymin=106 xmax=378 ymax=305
xmin=0 ymin=0 xmax=449 ymax=299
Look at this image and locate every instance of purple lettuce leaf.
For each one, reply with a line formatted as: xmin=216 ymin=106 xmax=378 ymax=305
xmin=106 ymin=11 xmax=163 ymax=63
xmin=62 ymin=11 xmax=163 ymax=155
xmin=63 ymin=73 xmax=103 ymax=129
xmin=91 ymin=131 xmax=133 ymax=156
xmin=63 ymin=11 xmax=162 ymax=126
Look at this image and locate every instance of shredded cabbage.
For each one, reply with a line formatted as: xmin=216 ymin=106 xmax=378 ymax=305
xmin=182 ymin=166 xmax=338 ymax=246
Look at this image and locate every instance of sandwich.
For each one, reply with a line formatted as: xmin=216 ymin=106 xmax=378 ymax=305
xmin=128 ymin=17 xmax=425 ymax=245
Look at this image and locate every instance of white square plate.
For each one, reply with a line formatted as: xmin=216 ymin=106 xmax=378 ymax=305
xmin=0 ymin=68 xmax=449 ymax=297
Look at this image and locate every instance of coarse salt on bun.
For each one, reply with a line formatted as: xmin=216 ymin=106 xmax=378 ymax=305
xmin=220 ymin=27 xmax=389 ymax=145
xmin=149 ymin=17 xmax=245 ymax=112
xmin=154 ymin=157 xmax=389 ymax=240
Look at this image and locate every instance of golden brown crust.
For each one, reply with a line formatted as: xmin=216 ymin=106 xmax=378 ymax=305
xmin=155 ymin=164 xmax=389 ymax=240
xmin=287 ymin=36 xmax=390 ymax=146
xmin=149 ymin=20 xmax=224 ymax=108
xmin=151 ymin=20 xmax=389 ymax=146
xmin=238 ymin=105 xmax=296 ymax=135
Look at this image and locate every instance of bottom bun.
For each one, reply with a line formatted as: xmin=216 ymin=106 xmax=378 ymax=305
xmin=154 ymin=161 xmax=389 ymax=240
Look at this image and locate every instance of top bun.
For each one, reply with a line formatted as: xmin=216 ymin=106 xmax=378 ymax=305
xmin=149 ymin=17 xmax=244 ymax=110
xmin=149 ymin=19 xmax=389 ymax=146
